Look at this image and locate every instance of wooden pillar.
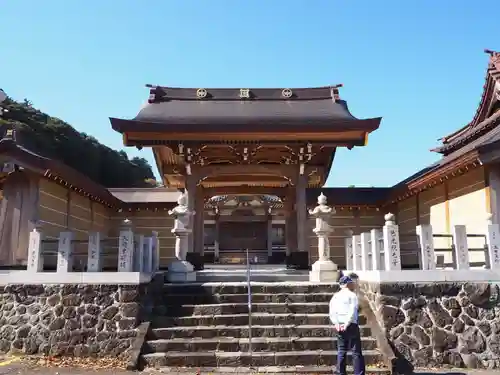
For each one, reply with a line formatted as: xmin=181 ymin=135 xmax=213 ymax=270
xmin=194 ymin=186 xmax=205 ymax=255
xmin=267 ymin=212 xmax=273 ymax=257
xmin=284 ymin=191 xmax=295 ymax=255
xmin=488 ymin=164 xmax=500 ymax=225
xmin=185 ymin=174 xmax=197 ymax=252
xmin=214 ymin=214 xmax=220 ymax=261
xmin=296 ymin=172 xmax=307 ymax=252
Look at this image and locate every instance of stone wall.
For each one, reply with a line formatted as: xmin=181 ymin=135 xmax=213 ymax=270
xmin=360 ymin=281 xmax=500 ymax=369
xmin=0 ymin=283 xmax=150 ymax=358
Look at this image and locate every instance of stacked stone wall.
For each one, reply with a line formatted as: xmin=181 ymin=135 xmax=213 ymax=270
xmin=0 ymin=283 xmax=153 ymax=358
xmin=360 ymin=281 xmax=500 ymax=369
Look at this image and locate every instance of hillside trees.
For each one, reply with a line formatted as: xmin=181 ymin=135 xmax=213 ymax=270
xmin=0 ymin=97 xmax=156 ymax=188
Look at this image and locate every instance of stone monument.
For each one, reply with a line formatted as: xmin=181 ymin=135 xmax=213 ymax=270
xmin=309 ymin=192 xmax=339 ymax=282
xmin=167 ymin=191 xmax=196 ymax=282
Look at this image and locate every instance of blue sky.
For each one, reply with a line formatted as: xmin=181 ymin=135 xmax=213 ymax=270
xmin=0 ymin=1 xmax=498 ymax=187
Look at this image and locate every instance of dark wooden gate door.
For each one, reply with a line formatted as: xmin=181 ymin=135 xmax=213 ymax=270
xmin=219 ymin=222 xmax=267 ymax=250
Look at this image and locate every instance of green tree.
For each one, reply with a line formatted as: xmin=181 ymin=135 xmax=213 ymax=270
xmin=1 ymin=97 xmax=155 ymax=188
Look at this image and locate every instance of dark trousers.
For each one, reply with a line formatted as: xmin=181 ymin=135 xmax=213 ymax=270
xmin=336 ymin=323 xmax=365 ymax=375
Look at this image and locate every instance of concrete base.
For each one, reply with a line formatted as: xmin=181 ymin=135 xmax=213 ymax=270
xmin=167 ymin=260 xmax=197 ymax=283
xmin=309 ymin=260 xmax=339 ymax=282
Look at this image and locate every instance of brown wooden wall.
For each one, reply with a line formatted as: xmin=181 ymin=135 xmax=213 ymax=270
xmin=396 ymin=166 xmax=488 ymax=267
xmin=38 ymin=179 xmax=112 ymax=268
xmin=307 ymin=208 xmax=385 ymax=267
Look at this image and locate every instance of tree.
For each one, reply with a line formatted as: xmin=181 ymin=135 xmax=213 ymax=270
xmin=1 ymin=97 xmax=155 ymax=188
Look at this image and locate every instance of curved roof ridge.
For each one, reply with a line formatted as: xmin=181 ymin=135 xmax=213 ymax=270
xmin=432 ymin=50 xmax=500 ymax=154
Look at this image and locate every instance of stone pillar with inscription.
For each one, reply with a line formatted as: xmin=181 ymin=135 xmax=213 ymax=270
xmin=486 ymin=213 xmax=500 ymax=270
xmin=452 ymin=225 xmax=470 ymax=270
xmin=57 ymin=231 xmax=74 ymax=273
xmin=118 ymin=219 xmax=134 ymax=272
xmin=167 ymin=191 xmax=196 ymax=282
xmin=27 ymin=226 xmax=43 ymax=272
xmin=416 ymin=224 xmax=436 ymax=270
xmin=87 ymin=232 xmax=101 ymax=272
xmin=382 ymin=213 xmax=402 ymax=271
xmin=308 ymin=193 xmax=339 ymax=282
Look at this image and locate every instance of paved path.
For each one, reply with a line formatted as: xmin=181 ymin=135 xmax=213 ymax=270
xmin=0 ymin=356 xmax=499 ymax=375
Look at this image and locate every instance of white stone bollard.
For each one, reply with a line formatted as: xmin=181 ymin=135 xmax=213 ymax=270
xmin=57 ymin=231 xmax=74 ymax=273
xmin=416 ymin=224 xmax=436 ymax=270
xmin=308 ymin=193 xmax=339 ymax=282
xmin=370 ymin=228 xmax=382 ymax=270
xmin=344 ymin=231 xmax=354 ymax=270
xmin=452 ymin=225 xmax=469 ymax=270
xmin=360 ymin=232 xmax=371 ymax=270
xmin=382 ymin=213 xmax=401 ymax=271
xmin=486 ymin=214 xmax=500 ymax=270
xmin=352 ymin=234 xmax=362 ymax=271
xmin=27 ymin=227 xmax=43 ymax=272
xmin=87 ymin=232 xmax=101 ymax=272
xmin=118 ymin=219 xmax=134 ymax=272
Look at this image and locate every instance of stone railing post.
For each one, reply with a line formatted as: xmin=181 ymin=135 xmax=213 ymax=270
xmin=87 ymin=232 xmax=101 ymax=272
xmin=168 ymin=191 xmax=196 ymax=282
xmin=352 ymin=234 xmax=362 ymax=271
xmin=452 ymin=225 xmax=469 ymax=270
xmin=370 ymin=228 xmax=382 ymax=270
xmin=416 ymin=224 xmax=436 ymax=270
xmin=57 ymin=231 xmax=74 ymax=273
xmin=382 ymin=213 xmax=401 ymax=271
xmin=485 ymin=213 xmax=500 ymax=270
xmin=118 ymin=219 xmax=134 ymax=272
xmin=308 ymin=192 xmax=339 ymax=282
xmin=27 ymin=226 xmax=43 ymax=272
xmin=134 ymin=234 xmax=145 ymax=272
xmin=142 ymin=237 xmax=154 ymax=273
xmin=360 ymin=232 xmax=371 ymax=270
xmin=152 ymin=231 xmax=160 ymax=272
xmin=344 ymin=230 xmax=354 ymax=270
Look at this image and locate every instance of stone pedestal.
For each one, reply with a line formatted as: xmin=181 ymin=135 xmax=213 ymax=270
xmin=167 ymin=191 xmax=196 ymax=283
xmin=308 ymin=193 xmax=339 ymax=282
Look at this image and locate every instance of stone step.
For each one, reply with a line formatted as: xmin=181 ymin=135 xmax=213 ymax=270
xmin=141 ymin=349 xmax=383 ymax=367
xmin=155 ymin=366 xmax=391 ymax=374
xmin=144 ymin=336 xmax=378 ymax=353
xmin=162 ymin=282 xmax=340 ymax=296
xmin=160 ymin=302 xmax=336 ymax=316
xmin=196 ymin=274 xmax=310 ymax=282
xmin=158 ymin=292 xmax=334 ymax=305
xmin=149 ymin=325 xmax=373 ymax=340
xmin=151 ymin=313 xmax=364 ymax=327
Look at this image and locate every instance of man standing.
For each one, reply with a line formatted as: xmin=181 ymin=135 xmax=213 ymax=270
xmin=329 ymin=275 xmax=365 ymax=375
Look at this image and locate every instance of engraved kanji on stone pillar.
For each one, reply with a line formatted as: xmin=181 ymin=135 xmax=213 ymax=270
xmin=308 ymin=192 xmax=339 ymax=282
xmin=486 ymin=213 xmax=500 ymax=269
xmin=167 ymin=191 xmax=196 ymax=282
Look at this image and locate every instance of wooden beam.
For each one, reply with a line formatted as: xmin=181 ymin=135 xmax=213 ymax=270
xmin=204 ymin=187 xmax=285 ymax=197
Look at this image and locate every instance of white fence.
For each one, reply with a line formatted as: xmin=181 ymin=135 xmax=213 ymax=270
xmin=344 ymin=213 xmax=500 ymax=272
xmin=26 ymin=220 xmax=160 ymax=274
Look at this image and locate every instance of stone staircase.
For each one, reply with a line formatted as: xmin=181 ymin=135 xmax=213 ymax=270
xmin=196 ymin=265 xmax=309 ymax=282
xmin=141 ymin=282 xmax=388 ymax=374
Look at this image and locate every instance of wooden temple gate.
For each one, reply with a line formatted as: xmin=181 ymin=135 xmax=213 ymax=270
xmin=110 ymin=85 xmax=381 ymax=266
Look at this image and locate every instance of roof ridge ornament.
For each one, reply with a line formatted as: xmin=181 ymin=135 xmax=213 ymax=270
xmin=239 ymin=89 xmax=251 ymax=99
xmin=196 ymin=88 xmax=208 ymax=99
xmin=281 ymin=88 xmax=293 ymax=98
xmin=330 ymin=84 xmax=343 ymax=101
